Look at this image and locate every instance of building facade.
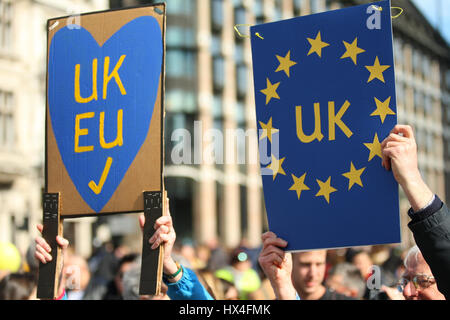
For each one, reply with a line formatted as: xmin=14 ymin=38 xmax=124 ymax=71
xmin=0 ymin=0 xmax=108 ymax=258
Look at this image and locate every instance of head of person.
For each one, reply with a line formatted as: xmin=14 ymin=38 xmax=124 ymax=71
xmin=326 ymin=262 xmax=365 ymax=299
xmin=0 ymin=273 xmax=37 ymax=300
xmin=291 ymin=250 xmax=327 ymax=298
xmin=230 ymin=248 xmax=252 ymax=272
xmin=399 ymin=246 xmax=444 ymax=300
xmin=63 ymin=254 xmax=91 ymax=292
xmin=115 ymin=253 xmax=139 ymax=296
xmin=345 ymin=248 xmax=373 ymax=279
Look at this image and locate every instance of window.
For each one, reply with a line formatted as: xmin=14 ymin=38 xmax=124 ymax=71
xmin=166 ymin=0 xmax=194 ymax=16
xmin=166 ymin=50 xmax=196 ymax=78
xmin=166 ymin=27 xmax=195 ymax=48
xmin=254 ymin=0 xmax=265 ymax=24
xmin=0 ymin=90 xmax=14 ymax=148
xmin=213 ymin=95 xmax=223 ymax=119
xmin=236 ymin=64 xmax=248 ymax=99
xmin=0 ymin=0 xmax=13 ymax=51
xmin=166 ymin=89 xmax=196 ymax=113
xmin=211 ymin=0 xmax=223 ymax=31
xmin=294 ymin=0 xmax=302 ymax=15
xmin=273 ymin=0 xmax=282 ymax=21
xmin=213 ymin=55 xmax=225 ymax=91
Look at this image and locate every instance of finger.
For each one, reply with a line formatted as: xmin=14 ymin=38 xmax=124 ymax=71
xmin=390 ymin=124 xmax=414 ymax=139
xmin=154 ymin=216 xmax=173 ymax=229
xmin=263 ymin=237 xmax=288 ymax=249
xmin=151 ymin=233 xmax=170 ymax=250
xmin=56 ymin=236 xmax=69 ymax=249
xmin=261 ymin=231 xmax=277 ymax=241
xmin=35 ymin=236 xmax=51 ymax=253
xmin=37 ymin=224 xmax=43 ymax=234
xmin=149 ymin=225 xmax=170 ymax=244
xmin=260 ymin=252 xmax=283 ymax=267
xmin=36 ymin=244 xmax=52 ymax=261
xmin=261 ymin=244 xmax=286 ymax=258
xmin=139 ymin=215 xmax=145 ymax=230
xmin=35 ymin=251 xmax=47 ymax=264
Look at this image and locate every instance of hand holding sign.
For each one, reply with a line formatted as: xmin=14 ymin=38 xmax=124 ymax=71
xmin=381 ymin=125 xmax=434 ymax=212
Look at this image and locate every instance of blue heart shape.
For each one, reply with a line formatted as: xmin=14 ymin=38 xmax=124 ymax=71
xmin=48 ymin=16 xmax=162 ymax=213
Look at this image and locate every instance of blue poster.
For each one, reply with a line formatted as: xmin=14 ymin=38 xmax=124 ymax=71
xmin=250 ymin=0 xmax=401 ymax=251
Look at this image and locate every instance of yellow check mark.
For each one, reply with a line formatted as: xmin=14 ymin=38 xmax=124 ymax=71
xmin=88 ymin=157 xmax=113 ymax=195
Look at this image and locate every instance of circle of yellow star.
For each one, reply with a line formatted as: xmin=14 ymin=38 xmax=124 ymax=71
xmin=370 ymin=96 xmax=396 ymax=124
xmin=365 ymin=56 xmax=390 ymax=83
xmin=340 ymin=37 xmax=365 ymax=65
xmin=342 ymin=162 xmax=366 ymax=190
xmin=259 ymin=117 xmax=279 ymax=143
xmin=307 ymin=31 xmax=330 ymax=58
xmin=363 ymin=133 xmax=382 ymax=161
xmin=266 ymin=154 xmax=286 ymax=181
xmin=260 ymin=78 xmax=281 ymax=105
xmin=289 ymin=173 xmax=310 ymax=200
xmin=275 ymin=50 xmax=297 ymax=77
xmin=315 ymin=177 xmax=337 ymax=204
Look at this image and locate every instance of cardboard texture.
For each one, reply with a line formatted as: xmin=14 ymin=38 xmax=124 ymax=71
xmin=46 ymin=4 xmax=165 ymax=217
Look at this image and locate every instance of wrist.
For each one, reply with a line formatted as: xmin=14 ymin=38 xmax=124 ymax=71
xmin=163 ymin=257 xmax=178 ymax=275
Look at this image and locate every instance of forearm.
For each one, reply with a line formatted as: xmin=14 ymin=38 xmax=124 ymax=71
xmin=400 ymin=175 xmax=434 ymax=213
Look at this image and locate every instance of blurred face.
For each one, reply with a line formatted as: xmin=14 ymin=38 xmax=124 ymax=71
xmin=326 ymin=274 xmax=358 ymax=298
xmin=291 ymin=250 xmax=327 ymax=295
xmin=401 ymin=253 xmax=444 ymax=300
xmin=352 ymin=252 xmax=372 ymax=278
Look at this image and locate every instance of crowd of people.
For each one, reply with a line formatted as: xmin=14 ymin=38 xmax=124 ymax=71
xmin=0 ymin=229 xmax=413 ymax=300
xmin=0 ymin=124 xmax=448 ymax=300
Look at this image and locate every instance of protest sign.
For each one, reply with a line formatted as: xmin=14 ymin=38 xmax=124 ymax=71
xmin=251 ymin=0 xmax=401 ymax=251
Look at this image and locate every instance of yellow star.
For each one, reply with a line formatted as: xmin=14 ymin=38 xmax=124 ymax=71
xmin=370 ymin=96 xmax=396 ymax=124
xmin=289 ymin=173 xmax=310 ymax=200
xmin=307 ymin=31 xmax=330 ymax=58
xmin=342 ymin=162 xmax=366 ymax=190
xmin=365 ymin=56 xmax=390 ymax=83
xmin=364 ymin=133 xmax=382 ymax=161
xmin=340 ymin=37 xmax=365 ymax=65
xmin=315 ymin=177 xmax=337 ymax=204
xmin=275 ymin=50 xmax=297 ymax=77
xmin=260 ymin=78 xmax=281 ymax=105
xmin=266 ymin=154 xmax=286 ymax=181
xmin=259 ymin=117 xmax=279 ymax=143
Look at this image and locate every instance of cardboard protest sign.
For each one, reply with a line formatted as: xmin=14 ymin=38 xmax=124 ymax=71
xmin=250 ymin=0 xmax=401 ymax=251
xmin=46 ymin=5 xmax=165 ymax=217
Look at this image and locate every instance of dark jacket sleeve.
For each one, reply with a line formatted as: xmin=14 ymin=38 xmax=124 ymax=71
xmin=408 ymin=198 xmax=450 ymax=299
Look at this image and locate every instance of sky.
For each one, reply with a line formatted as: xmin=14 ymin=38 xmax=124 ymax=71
xmin=411 ymin=0 xmax=450 ymax=44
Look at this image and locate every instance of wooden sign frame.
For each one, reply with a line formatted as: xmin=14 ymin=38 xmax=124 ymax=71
xmin=38 ymin=3 xmax=166 ymax=299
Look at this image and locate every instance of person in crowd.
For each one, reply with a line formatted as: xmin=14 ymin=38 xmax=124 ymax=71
xmin=214 ymin=248 xmax=261 ymax=300
xmin=101 ymin=253 xmax=139 ymax=300
xmin=380 ymin=124 xmax=449 ymax=299
xmin=397 ymin=245 xmax=444 ymax=300
xmin=137 ymin=197 xmax=213 ymax=300
xmin=0 ymin=272 xmax=37 ymax=300
xmin=325 ymin=262 xmax=365 ymax=299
